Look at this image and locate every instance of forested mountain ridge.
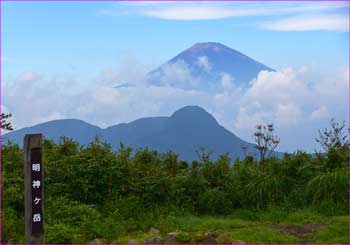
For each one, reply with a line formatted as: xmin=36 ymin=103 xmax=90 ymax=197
xmin=4 ymin=106 xmax=260 ymax=161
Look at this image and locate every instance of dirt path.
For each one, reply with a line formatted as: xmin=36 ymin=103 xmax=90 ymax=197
xmin=271 ymin=224 xmax=325 ymax=243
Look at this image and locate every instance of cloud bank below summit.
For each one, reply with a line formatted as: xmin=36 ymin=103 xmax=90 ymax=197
xmin=3 ymin=53 xmax=348 ymax=153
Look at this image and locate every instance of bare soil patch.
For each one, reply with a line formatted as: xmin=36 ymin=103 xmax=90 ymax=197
xmin=272 ymin=224 xmax=324 ymax=235
xmin=271 ymin=224 xmax=325 ymax=243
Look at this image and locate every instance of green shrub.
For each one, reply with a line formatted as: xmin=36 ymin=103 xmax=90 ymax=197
xmin=46 ymin=196 xmax=101 ymax=226
xmin=231 ymin=209 xmax=260 ymax=221
xmin=46 ymin=223 xmax=79 ymax=244
xmin=198 ymin=188 xmax=233 ymax=215
xmin=245 ymin=171 xmax=286 ymax=209
xmin=2 ymin=137 xmax=349 ymax=243
xmin=306 ymin=168 xmax=348 ymax=212
xmin=2 ymin=207 xmax=24 ymax=243
xmin=326 ymin=146 xmax=347 ymax=170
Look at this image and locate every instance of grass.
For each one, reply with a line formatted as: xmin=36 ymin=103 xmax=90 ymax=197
xmin=314 ymin=216 xmax=349 ymax=244
xmin=110 ymin=209 xmax=349 ymax=244
xmin=224 ymin=227 xmax=299 ymax=244
xmin=112 ymin=232 xmax=156 ymax=244
xmin=159 ymin=214 xmax=257 ymax=232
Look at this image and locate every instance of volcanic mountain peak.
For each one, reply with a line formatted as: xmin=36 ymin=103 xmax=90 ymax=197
xmin=170 ymin=105 xmax=218 ymax=126
xmin=147 ymin=42 xmax=274 ymax=92
xmin=187 ymin=42 xmax=230 ymax=52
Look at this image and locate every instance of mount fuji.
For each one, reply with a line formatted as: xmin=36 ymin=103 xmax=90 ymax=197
xmin=3 ymin=43 xmax=279 ymax=161
xmin=146 ymin=42 xmax=274 ymax=92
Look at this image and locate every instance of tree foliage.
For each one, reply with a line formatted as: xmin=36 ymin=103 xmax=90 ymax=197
xmin=254 ymin=124 xmax=280 ymax=162
xmin=315 ymin=118 xmax=348 ymax=151
xmin=2 ymin=131 xmax=348 ymax=243
xmin=1 ymin=113 xmax=14 ymax=131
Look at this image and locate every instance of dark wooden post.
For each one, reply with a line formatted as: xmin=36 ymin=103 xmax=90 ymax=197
xmin=24 ymin=134 xmax=45 ymax=244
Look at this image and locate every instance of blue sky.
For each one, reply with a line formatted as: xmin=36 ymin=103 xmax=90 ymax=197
xmin=1 ymin=1 xmax=349 ymax=152
xmin=2 ymin=1 xmax=348 ymax=77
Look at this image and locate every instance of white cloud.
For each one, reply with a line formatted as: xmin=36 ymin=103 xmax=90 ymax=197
xmin=99 ymin=52 xmax=151 ymax=86
xmin=275 ymin=103 xmax=302 ymax=126
xmin=220 ymin=73 xmax=235 ymax=90
xmin=3 ymin=59 xmax=348 ymax=153
xmin=310 ymin=106 xmax=329 ymax=121
xmin=235 ymin=66 xmax=347 ymax=129
xmin=58 ymin=84 xmax=212 ymax=129
xmin=141 ymin=5 xmax=237 ymax=20
xmin=97 ymin=2 xmax=348 ymax=32
xmin=148 ymin=59 xmax=240 ymax=93
xmin=197 ymin=56 xmax=211 ymax=71
xmin=153 ymin=59 xmax=202 ymax=88
xmin=232 ymin=65 xmax=347 ymax=151
xmin=234 ymin=106 xmax=271 ymax=130
xmin=260 ymin=14 xmax=348 ymax=32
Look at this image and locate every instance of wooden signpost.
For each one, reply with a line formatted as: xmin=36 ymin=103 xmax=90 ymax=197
xmin=24 ymin=134 xmax=45 ymax=244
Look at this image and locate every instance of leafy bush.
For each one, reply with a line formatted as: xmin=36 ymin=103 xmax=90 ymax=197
xmin=2 ymin=137 xmax=349 ymax=242
xmin=306 ymin=168 xmax=348 ymax=209
xmin=198 ymin=188 xmax=233 ymax=215
xmin=2 ymin=207 xmax=24 ymax=243
xmin=46 ymin=223 xmax=79 ymax=244
xmin=245 ymin=171 xmax=286 ymax=209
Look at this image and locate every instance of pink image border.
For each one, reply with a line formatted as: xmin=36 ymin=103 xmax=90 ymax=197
xmin=0 ymin=0 xmax=349 ymax=244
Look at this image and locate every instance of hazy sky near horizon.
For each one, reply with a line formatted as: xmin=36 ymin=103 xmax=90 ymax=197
xmin=2 ymin=1 xmax=349 ymax=152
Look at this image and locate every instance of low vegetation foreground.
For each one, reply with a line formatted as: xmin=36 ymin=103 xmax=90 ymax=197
xmin=2 ymin=121 xmax=349 ymax=243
